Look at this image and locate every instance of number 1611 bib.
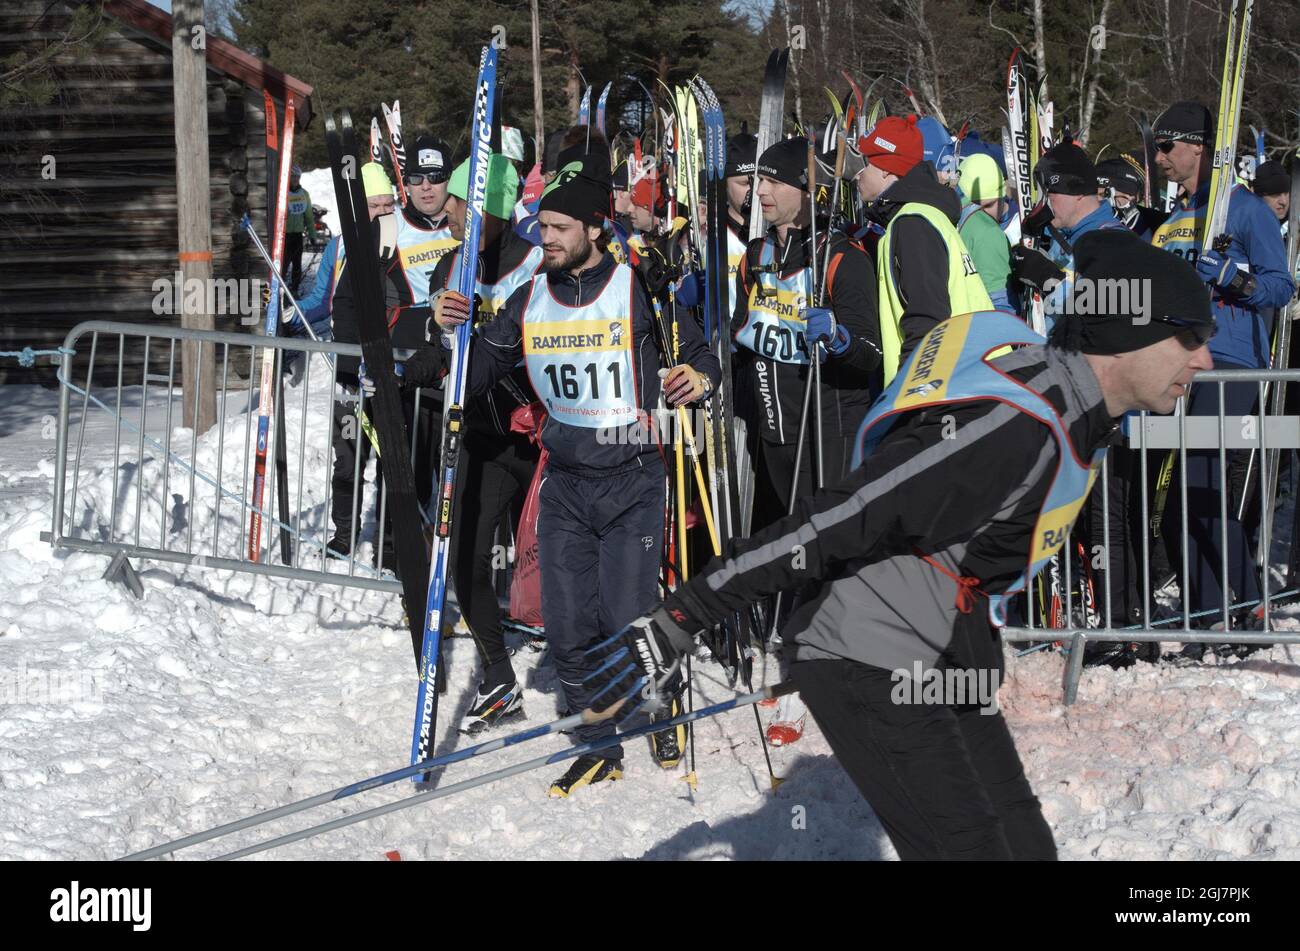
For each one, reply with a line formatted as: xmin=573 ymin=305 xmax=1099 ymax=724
xmin=522 ymin=265 xmax=638 ymax=428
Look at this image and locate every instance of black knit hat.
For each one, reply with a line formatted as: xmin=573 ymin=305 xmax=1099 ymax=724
xmin=538 ymin=150 xmax=612 ymax=226
xmin=1153 ymin=101 xmax=1213 ymax=146
xmin=1095 ymin=157 xmax=1143 ymax=197
xmin=725 ymin=133 xmax=758 ymax=178
xmin=1035 ymin=142 xmax=1097 ymax=196
xmin=1253 ymin=159 xmax=1290 ymax=196
xmin=1049 ymin=230 xmax=1213 ymax=355
xmin=405 ymin=134 xmax=452 ymax=181
xmin=756 ymin=137 xmax=810 ymax=190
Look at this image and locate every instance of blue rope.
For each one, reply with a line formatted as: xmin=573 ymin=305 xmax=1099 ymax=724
xmin=2 ymin=347 xmax=74 ymax=367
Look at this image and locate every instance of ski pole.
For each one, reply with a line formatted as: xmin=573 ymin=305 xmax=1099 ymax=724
xmin=243 ymin=216 xmax=382 ymax=454
xmin=121 ymin=705 xmax=599 ymax=861
xmin=205 ymin=682 xmax=796 ymax=861
xmin=807 ymin=136 xmax=826 ymax=490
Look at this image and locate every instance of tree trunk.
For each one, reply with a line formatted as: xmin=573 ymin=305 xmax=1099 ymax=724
xmin=530 ymin=0 xmax=545 ymax=150
xmin=1077 ymin=0 xmax=1111 ymax=148
xmin=1032 ymin=0 xmax=1050 ymax=104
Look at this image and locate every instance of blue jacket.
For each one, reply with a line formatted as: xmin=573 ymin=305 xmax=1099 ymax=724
xmin=1046 ymin=202 xmax=1122 ymax=266
xmin=1042 ymin=203 xmax=1126 ymax=332
xmin=1151 ymin=182 xmax=1295 ymax=369
xmin=295 ymin=236 xmax=340 ymax=339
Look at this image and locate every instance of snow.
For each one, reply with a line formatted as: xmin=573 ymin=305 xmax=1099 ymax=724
xmin=3 ymin=377 xmax=1300 ymax=860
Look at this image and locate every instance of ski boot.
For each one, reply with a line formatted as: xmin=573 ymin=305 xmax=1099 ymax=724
xmin=326 ymin=531 xmax=351 ymax=557
xmin=548 ymin=754 xmax=622 ymax=798
xmin=459 ymin=681 xmax=525 ymax=736
xmin=649 ymin=691 xmax=687 ymax=769
xmin=766 ymin=692 xmax=808 ymax=747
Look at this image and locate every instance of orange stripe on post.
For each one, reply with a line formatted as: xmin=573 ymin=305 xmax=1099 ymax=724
xmin=178 ymin=251 xmax=213 ymax=263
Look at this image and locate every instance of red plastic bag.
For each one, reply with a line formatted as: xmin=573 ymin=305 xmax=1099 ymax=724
xmin=508 ymin=402 xmax=547 ymax=627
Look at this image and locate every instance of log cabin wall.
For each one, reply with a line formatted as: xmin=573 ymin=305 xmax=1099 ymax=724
xmin=0 ymin=0 xmax=311 ymax=387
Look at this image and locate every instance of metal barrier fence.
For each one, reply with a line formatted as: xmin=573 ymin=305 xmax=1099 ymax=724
xmin=1002 ymin=367 xmax=1300 ymax=703
xmin=46 ymin=325 xmax=1300 ymax=704
xmin=46 ymin=320 xmax=437 ymax=598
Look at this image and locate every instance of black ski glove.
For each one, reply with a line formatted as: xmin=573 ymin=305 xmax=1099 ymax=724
xmin=582 ymin=606 xmax=697 ymax=723
xmin=1010 ymin=244 xmax=1066 ymax=294
xmin=402 ymin=344 xmax=446 ymax=389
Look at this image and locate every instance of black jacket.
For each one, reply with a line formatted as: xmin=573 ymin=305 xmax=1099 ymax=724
xmin=868 ymin=161 xmax=967 ymax=365
xmin=664 ymin=343 xmax=1119 ymax=675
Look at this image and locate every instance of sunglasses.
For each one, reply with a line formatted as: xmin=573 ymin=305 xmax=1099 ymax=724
xmin=406 ymin=173 xmax=448 ymax=186
xmin=1154 ymin=135 xmax=1204 ymax=155
xmin=1154 ymin=315 xmax=1215 ymax=346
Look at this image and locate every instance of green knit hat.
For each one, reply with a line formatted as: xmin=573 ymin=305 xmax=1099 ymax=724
xmin=959 ymin=153 xmax=1005 ymax=203
xmin=360 ymin=161 xmax=394 ymax=199
xmin=448 ymin=153 xmax=519 ymax=219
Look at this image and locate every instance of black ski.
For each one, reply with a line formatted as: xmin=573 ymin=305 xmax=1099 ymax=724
xmin=323 ymin=110 xmax=430 ymax=664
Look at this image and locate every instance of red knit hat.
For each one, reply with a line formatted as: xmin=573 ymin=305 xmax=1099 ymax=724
xmin=857 ymin=115 xmax=923 ymax=177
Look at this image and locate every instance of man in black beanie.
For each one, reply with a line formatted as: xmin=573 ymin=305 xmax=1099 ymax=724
xmin=1150 ymin=100 xmax=1295 ymax=636
xmin=728 ymin=136 xmax=883 ymax=736
xmin=409 ymin=147 xmax=722 ymax=793
xmin=585 ymin=230 xmax=1215 ymax=860
xmin=1010 ymin=142 xmax=1127 ymax=319
xmin=1096 ymin=154 xmax=1168 ymax=239
xmin=1252 ymin=159 xmax=1291 ymax=226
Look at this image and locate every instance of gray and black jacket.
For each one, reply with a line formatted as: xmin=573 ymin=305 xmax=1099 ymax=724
xmin=663 ymin=343 xmax=1119 ymax=675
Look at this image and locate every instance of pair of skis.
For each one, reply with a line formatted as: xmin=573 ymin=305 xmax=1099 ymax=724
xmin=409 ymin=46 xmax=500 ymax=776
xmin=325 ymin=50 xmax=497 ymax=775
xmin=247 ymin=93 xmax=296 ymax=566
xmin=1005 ymin=47 xmax=1047 ymax=336
xmin=577 ymin=82 xmax=612 ymax=136
xmin=323 ymin=112 xmax=430 ymax=668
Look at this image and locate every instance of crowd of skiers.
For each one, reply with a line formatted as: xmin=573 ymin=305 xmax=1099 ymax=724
xmin=284 ymin=83 xmax=1295 ymax=845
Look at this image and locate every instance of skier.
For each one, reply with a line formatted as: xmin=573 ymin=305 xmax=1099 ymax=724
xmin=1003 ymin=143 xmax=1140 ymax=636
xmin=1252 ymin=160 xmax=1291 ymax=230
xmin=412 ymin=150 xmax=721 ymax=794
xmin=393 ymin=134 xmax=458 ymax=334
xmin=588 ymin=231 xmax=1216 ymax=860
xmin=1008 ymin=142 xmax=1126 ymax=330
xmin=412 ymin=153 xmax=545 ymax=735
xmin=356 ymin=133 xmax=459 ymax=569
xmin=727 ymin=136 xmax=881 ymax=744
xmin=956 ymin=153 xmax=1015 ymax=311
xmin=612 ymin=159 xmax=663 ymax=238
xmin=852 ymin=114 xmax=993 ymax=385
xmin=284 ymin=165 xmax=315 ymax=293
xmin=1095 ymin=154 xmax=1166 ymax=239
xmin=1150 ymin=100 xmax=1295 ymax=636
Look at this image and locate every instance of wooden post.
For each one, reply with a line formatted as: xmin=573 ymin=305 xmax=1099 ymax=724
xmin=530 ymin=0 xmax=545 ymax=154
xmin=172 ymin=0 xmax=217 ymax=433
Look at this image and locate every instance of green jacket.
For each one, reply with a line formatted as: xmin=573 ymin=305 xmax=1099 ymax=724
xmin=286 ymin=185 xmax=313 ymax=235
xmin=958 ymin=204 xmax=1012 ymax=304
